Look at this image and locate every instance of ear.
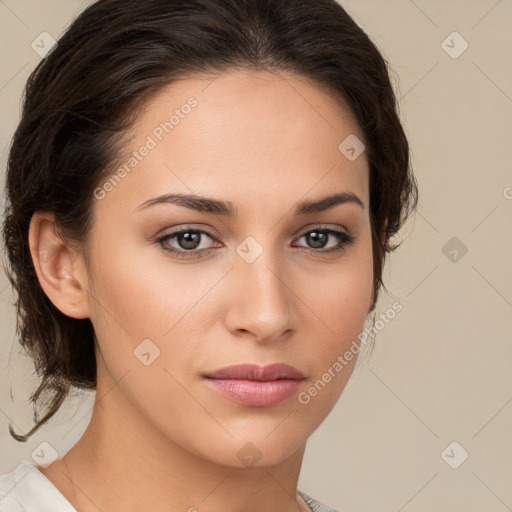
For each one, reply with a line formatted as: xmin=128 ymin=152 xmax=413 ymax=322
xmin=28 ymin=211 xmax=90 ymax=319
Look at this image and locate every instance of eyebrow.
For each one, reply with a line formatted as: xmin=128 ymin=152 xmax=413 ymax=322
xmin=135 ymin=191 xmax=364 ymax=216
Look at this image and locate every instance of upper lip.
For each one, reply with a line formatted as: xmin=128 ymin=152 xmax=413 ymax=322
xmin=204 ymin=363 xmax=306 ymax=381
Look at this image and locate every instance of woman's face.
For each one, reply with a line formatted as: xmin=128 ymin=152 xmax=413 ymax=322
xmin=81 ymin=69 xmax=373 ymax=466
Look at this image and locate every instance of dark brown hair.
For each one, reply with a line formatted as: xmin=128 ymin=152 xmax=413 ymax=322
xmin=2 ymin=0 xmax=418 ymax=441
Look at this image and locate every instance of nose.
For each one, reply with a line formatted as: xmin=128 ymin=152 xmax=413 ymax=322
xmin=224 ymin=245 xmax=293 ymax=343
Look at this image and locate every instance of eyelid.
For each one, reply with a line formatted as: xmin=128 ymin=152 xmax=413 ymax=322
xmin=293 ymin=222 xmax=351 ymax=236
xmin=157 ymin=224 xmax=220 ymax=240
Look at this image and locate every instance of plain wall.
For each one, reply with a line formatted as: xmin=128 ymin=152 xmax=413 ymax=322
xmin=1 ymin=1 xmax=511 ymax=511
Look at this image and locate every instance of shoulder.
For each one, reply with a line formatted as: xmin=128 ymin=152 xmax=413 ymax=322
xmin=298 ymin=488 xmax=349 ymax=512
xmin=0 ymin=461 xmax=76 ymax=512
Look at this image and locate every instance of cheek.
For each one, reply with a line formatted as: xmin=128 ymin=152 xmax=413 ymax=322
xmin=84 ymin=236 xmax=224 ymax=391
xmin=305 ymin=238 xmax=374 ymax=337
xmin=297 ymin=237 xmax=373 ymax=386
xmin=86 ymin=236 xmax=199 ymax=339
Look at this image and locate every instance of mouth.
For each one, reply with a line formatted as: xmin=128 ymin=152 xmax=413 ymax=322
xmin=202 ymin=363 xmax=307 ymax=407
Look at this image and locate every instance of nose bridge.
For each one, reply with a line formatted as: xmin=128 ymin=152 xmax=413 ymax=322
xmin=227 ymin=236 xmax=292 ymax=339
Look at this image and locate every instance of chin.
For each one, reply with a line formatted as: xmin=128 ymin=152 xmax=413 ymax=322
xmin=198 ymin=429 xmax=307 ymax=469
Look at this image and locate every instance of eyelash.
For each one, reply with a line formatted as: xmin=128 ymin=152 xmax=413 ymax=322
xmin=156 ymin=226 xmax=355 ymax=260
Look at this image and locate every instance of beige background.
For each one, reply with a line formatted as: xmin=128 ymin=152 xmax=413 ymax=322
xmin=1 ymin=1 xmax=511 ymax=511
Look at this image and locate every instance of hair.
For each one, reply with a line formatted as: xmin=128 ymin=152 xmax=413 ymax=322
xmin=2 ymin=0 xmax=417 ymax=442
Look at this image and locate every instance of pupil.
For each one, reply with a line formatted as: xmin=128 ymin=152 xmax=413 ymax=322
xmin=308 ymin=231 xmax=327 ymax=249
xmin=179 ymin=232 xmax=200 ymax=250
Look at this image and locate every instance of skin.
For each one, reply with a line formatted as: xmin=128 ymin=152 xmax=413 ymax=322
xmin=30 ymin=69 xmax=375 ymax=512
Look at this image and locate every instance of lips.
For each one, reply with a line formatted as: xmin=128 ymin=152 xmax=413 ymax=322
xmin=203 ymin=363 xmax=306 ymax=407
xmin=204 ymin=363 xmax=306 ymax=381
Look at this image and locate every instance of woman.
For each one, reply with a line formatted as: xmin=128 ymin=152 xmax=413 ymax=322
xmin=0 ymin=0 xmax=417 ymax=510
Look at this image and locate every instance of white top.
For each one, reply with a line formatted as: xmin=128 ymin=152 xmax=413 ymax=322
xmin=0 ymin=461 xmax=342 ymax=512
xmin=0 ymin=461 xmax=75 ymax=511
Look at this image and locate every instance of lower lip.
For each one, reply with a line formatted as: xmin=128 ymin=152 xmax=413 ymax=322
xmin=204 ymin=378 xmax=304 ymax=407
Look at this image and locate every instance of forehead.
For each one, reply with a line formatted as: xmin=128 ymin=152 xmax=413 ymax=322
xmin=139 ymin=69 xmax=365 ymax=150
xmin=96 ymin=69 xmax=369 ymax=216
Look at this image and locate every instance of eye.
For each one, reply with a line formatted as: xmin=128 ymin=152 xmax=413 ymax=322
xmin=156 ymin=227 xmax=220 ymax=260
xmin=292 ymin=227 xmax=355 ymax=254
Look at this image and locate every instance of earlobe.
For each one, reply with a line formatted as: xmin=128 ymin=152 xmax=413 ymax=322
xmin=28 ymin=212 xmax=90 ymax=319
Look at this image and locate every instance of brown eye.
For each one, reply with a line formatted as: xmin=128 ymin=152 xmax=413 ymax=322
xmin=157 ymin=228 xmax=219 ymax=259
xmin=293 ymin=228 xmax=355 ymax=253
